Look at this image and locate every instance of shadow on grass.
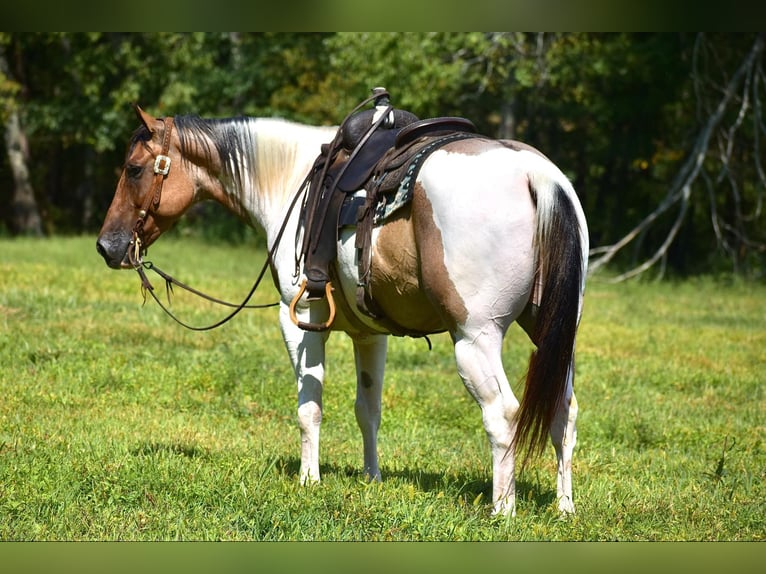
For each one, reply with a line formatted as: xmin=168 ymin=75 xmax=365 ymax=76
xmin=274 ymin=456 xmax=556 ymax=510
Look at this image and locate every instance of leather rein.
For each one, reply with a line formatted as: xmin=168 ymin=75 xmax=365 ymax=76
xmin=126 ymin=116 xmax=283 ymax=331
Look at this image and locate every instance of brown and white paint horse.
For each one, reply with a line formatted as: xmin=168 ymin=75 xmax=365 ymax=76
xmin=97 ymin=106 xmax=588 ymax=516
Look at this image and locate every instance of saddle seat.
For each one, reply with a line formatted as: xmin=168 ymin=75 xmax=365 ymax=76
xmin=329 ymin=111 xmax=477 ymax=194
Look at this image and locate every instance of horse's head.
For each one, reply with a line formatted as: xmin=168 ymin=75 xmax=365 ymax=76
xmin=97 ymin=106 xmax=196 ymax=269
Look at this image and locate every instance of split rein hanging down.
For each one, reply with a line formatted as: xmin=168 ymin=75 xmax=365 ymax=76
xmin=128 ymin=90 xmax=390 ymax=332
xmin=127 ymin=168 xmax=307 ymax=332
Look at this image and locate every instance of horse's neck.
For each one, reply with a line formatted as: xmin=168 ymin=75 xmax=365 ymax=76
xmin=219 ymin=118 xmax=334 ymax=242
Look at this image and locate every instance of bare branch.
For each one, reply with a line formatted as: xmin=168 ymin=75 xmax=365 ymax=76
xmin=750 ymin=60 xmax=766 ymax=220
xmin=589 ymin=33 xmax=766 ymax=279
xmin=608 ymin=185 xmax=691 ymax=283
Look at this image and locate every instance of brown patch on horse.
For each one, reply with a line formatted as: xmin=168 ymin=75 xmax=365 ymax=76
xmin=368 ymin=207 xmax=447 ymax=333
xmin=499 ymin=139 xmax=551 ymax=162
xmin=359 ymin=371 xmax=374 ymax=389
xmin=442 ymin=136 xmax=550 ymax=162
xmin=411 ymin=181 xmax=469 ymax=330
xmin=440 ymin=137 xmax=504 ymax=156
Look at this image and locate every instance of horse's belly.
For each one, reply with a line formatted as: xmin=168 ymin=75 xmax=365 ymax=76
xmin=335 ymin=210 xmax=446 ymax=335
xmin=369 ymin=214 xmax=446 ymax=332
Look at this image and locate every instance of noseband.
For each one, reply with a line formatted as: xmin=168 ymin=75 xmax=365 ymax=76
xmin=129 ymin=116 xmax=174 ymax=266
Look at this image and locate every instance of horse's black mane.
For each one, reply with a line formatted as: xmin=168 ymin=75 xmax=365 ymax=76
xmin=140 ymin=114 xmax=255 ymax=194
xmin=174 ymin=114 xmax=254 ymax=169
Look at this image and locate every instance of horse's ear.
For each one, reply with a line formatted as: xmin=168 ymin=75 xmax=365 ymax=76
xmin=134 ymin=105 xmax=156 ymax=133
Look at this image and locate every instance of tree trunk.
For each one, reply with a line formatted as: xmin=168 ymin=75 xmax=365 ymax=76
xmin=4 ymin=108 xmax=43 ymax=236
xmin=499 ymin=99 xmax=516 ymax=140
xmin=1 ymin=44 xmax=43 ymax=236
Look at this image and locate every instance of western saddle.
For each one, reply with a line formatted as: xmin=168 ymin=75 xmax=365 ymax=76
xmin=289 ymin=88 xmax=481 ymax=332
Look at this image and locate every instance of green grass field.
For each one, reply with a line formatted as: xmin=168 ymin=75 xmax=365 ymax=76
xmin=0 ymin=236 xmax=763 ymax=540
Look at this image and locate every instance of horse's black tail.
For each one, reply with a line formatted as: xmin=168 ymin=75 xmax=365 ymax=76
xmin=514 ymin=163 xmax=587 ymax=465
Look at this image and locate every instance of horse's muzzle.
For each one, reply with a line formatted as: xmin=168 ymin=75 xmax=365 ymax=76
xmin=96 ymin=233 xmax=131 ymax=269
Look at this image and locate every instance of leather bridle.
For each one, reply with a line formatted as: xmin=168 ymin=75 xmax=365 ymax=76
xmin=129 ymin=116 xmax=174 ymax=266
xmin=123 ymin=115 xmax=284 ymax=331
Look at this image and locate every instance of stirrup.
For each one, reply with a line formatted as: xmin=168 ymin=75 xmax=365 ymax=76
xmin=288 ymin=279 xmax=337 ymax=332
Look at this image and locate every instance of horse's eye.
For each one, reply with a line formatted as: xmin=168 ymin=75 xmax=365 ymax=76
xmin=126 ymin=164 xmax=143 ymax=179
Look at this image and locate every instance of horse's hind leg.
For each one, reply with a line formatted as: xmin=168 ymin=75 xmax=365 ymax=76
xmin=453 ymin=328 xmax=520 ymax=516
xmin=550 ymin=358 xmax=578 ymax=514
xmin=518 ymin=304 xmax=578 ymax=514
xmin=352 ymin=334 xmax=387 ymax=481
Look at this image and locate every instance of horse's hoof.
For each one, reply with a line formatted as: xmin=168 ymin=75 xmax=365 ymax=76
xmin=491 ymin=499 xmax=516 ymax=518
xmin=558 ymin=496 xmax=575 ymax=515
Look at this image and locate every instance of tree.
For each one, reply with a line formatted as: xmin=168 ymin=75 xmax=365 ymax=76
xmin=589 ymin=33 xmax=766 ymax=279
xmin=1 ymin=34 xmax=43 ymax=236
xmin=0 ymin=33 xmax=762 ymax=278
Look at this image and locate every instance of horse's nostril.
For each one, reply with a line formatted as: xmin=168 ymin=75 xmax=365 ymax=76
xmin=96 ymin=239 xmax=108 ymax=260
xmin=97 ymin=234 xmax=130 ymax=269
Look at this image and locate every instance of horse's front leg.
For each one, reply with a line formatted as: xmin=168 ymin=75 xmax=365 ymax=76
xmin=279 ymin=303 xmax=330 ymax=485
xmin=352 ymin=334 xmax=388 ymax=481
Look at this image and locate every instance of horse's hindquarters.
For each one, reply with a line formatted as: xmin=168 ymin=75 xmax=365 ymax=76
xmin=412 ymin=145 xmax=538 ymax=335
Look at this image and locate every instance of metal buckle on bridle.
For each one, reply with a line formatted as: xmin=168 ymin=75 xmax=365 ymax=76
xmin=131 ymin=234 xmax=143 ymax=267
xmin=153 ymin=154 xmax=171 ymax=176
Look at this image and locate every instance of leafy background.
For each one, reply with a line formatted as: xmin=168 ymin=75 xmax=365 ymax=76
xmin=2 ymin=33 xmax=764 ymax=277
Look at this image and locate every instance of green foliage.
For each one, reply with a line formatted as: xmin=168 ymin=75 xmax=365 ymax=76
xmin=0 ymin=34 xmax=21 ymax=123
xmin=1 ymin=237 xmax=764 ymax=540
xmin=1 ymin=33 xmax=764 ymax=275
xmin=321 ymin=33 xmax=472 ymax=119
